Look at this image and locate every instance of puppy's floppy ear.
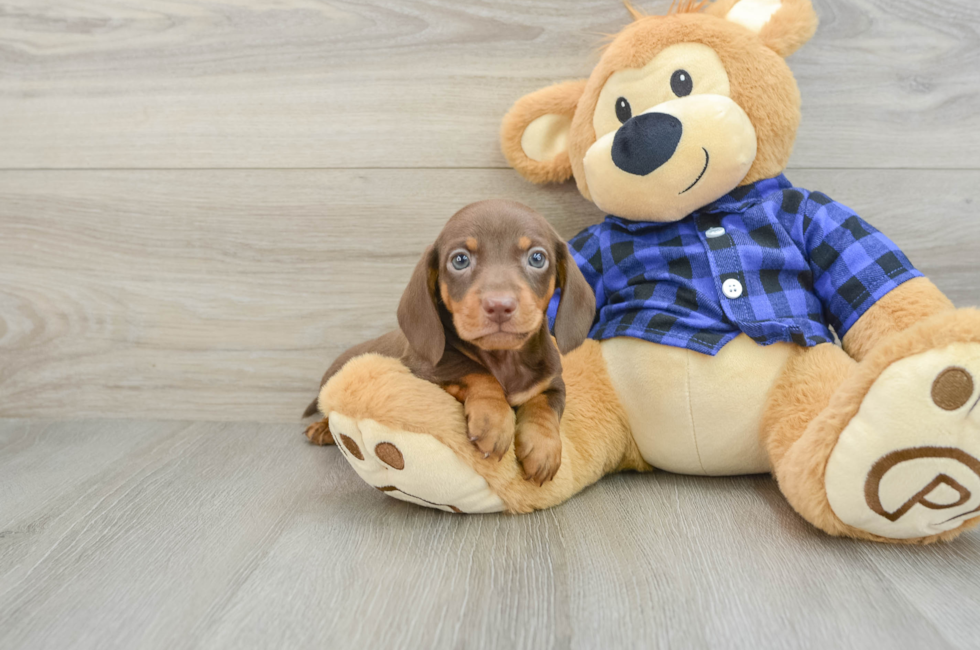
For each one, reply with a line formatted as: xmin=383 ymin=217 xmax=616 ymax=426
xmin=500 ymin=79 xmax=587 ymax=185
xmin=397 ymin=245 xmax=445 ymax=366
xmin=553 ymin=240 xmax=596 ymax=355
xmin=706 ymin=0 xmax=818 ymax=58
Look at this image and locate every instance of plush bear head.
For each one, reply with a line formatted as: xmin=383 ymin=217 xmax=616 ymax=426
xmin=501 ymin=0 xmax=819 ymax=222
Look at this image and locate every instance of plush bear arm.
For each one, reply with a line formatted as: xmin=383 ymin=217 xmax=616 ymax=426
xmin=322 ymin=341 xmax=650 ymax=514
xmin=841 ymin=277 xmax=955 ymax=362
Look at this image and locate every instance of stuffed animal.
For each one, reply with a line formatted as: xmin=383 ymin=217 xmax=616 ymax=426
xmin=312 ymin=0 xmax=980 ymax=543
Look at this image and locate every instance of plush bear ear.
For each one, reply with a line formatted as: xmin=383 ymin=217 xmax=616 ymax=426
xmin=500 ymin=79 xmax=587 ymax=184
xmin=706 ymin=0 xmax=818 ymax=58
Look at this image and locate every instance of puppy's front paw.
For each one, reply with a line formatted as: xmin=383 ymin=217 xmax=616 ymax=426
xmin=304 ymin=419 xmax=335 ymax=446
xmin=515 ymin=420 xmax=562 ymax=486
xmin=465 ymin=398 xmax=516 ymax=461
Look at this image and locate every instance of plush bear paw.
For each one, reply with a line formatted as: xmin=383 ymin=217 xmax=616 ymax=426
xmin=326 ymin=411 xmax=506 ymax=514
xmin=825 ymin=342 xmax=980 ymax=539
xmin=304 ymin=419 xmax=334 ymax=446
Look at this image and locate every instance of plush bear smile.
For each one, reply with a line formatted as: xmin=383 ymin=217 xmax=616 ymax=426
xmin=679 ymin=147 xmax=710 ymax=194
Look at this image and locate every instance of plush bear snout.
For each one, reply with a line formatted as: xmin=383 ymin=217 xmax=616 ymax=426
xmin=612 ymin=112 xmax=683 ymax=176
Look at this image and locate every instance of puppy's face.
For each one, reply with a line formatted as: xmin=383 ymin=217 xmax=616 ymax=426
xmin=398 ymin=200 xmax=596 ymax=366
xmin=435 ymin=209 xmax=557 ymax=350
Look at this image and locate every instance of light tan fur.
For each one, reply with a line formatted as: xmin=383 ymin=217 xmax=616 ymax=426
xmin=500 ymin=79 xmax=588 ymax=184
xmin=766 ymin=309 xmax=980 ymax=544
xmin=571 ymin=13 xmax=800 ymax=195
xmin=841 ymin=277 xmax=955 ymax=362
xmin=502 ymin=1 xmax=813 ymax=198
xmin=702 ymin=0 xmax=817 ymax=56
xmin=322 ymin=342 xmax=649 ymax=514
xmin=755 ymin=0 xmax=819 ymax=57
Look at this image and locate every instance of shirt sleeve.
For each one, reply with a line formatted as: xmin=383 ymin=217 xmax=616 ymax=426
xmin=793 ymin=191 xmax=922 ymax=338
xmin=547 ymin=224 xmax=605 ymax=327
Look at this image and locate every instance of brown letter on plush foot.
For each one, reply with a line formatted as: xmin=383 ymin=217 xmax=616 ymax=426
xmin=304 ymin=200 xmax=595 ymax=484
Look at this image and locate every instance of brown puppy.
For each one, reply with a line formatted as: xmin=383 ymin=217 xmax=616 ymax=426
xmin=303 ymin=199 xmax=595 ymax=484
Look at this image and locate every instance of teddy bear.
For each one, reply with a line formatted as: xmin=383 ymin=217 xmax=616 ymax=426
xmin=311 ymin=0 xmax=980 ymax=544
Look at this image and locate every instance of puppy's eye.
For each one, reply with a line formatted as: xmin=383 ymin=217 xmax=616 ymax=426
xmin=615 ymin=97 xmax=632 ymax=123
xmin=527 ymin=248 xmax=548 ymax=270
xmin=671 ymin=70 xmax=693 ymax=97
xmin=449 ymin=252 xmax=470 ymax=271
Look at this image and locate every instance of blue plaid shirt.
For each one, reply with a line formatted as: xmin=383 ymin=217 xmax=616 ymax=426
xmin=551 ymin=174 xmax=921 ymax=355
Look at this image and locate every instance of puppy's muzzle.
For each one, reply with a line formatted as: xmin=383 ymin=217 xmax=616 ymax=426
xmin=612 ymin=112 xmax=683 ymax=176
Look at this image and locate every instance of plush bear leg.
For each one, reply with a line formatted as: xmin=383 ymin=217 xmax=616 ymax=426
xmin=764 ymin=310 xmax=980 ymax=543
xmin=304 ymin=419 xmax=334 ymax=446
xmin=319 ymin=340 xmax=649 ymax=514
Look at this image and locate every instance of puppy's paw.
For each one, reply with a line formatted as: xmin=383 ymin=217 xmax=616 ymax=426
xmin=515 ymin=420 xmax=562 ymax=485
xmin=464 ymin=398 xmax=516 ymax=461
xmin=304 ymin=419 xmax=335 ymax=446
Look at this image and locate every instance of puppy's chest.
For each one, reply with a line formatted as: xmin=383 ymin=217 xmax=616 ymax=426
xmin=482 ymin=354 xmax=554 ymax=407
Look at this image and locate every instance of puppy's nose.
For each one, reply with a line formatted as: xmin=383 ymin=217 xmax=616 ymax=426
xmin=612 ymin=112 xmax=683 ymax=176
xmin=482 ymin=294 xmax=517 ymax=323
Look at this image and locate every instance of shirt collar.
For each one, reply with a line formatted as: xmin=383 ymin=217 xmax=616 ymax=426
xmin=698 ymin=173 xmax=793 ymax=214
xmin=603 ymin=174 xmax=793 ymax=231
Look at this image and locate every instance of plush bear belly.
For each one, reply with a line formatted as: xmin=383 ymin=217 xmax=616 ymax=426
xmin=601 ymin=334 xmax=799 ymax=476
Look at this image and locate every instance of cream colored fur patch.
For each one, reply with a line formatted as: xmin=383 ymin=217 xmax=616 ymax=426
xmin=726 ymin=0 xmax=782 ymax=33
xmin=825 ymin=343 xmax=980 ymax=539
xmin=601 ymin=334 xmax=793 ymax=475
xmin=329 ymin=412 xmax=505 ymax=514
xmin=521 ymin=113 xmax=572 ymax=163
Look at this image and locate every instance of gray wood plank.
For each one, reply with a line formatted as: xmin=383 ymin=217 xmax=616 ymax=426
xmin=0 ymin=419 xmax=977 ymax=650
xmin=1 ymin=168 xmax=978 ymax=422
xmin=859 ymin=535 xmax=980 ymax=650
xmin=0 ymin=419 xmax=331 ymax=650
xmin=0 ymin=0 xmax=978 ymax=170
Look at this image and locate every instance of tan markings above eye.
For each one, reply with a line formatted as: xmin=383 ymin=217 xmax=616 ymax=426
xmin=465 ymin=237 xmax=478 ymax=251
xmin=518 ymin=236 xmax=531 ymax=250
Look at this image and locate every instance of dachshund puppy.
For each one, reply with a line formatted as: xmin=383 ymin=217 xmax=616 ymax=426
xmin=303 ymin=199 xmax=596 ymax=484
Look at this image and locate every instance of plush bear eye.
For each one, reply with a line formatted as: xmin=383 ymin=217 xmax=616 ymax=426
xmin=527 ymin=248 xmax=548 ymax=270
xmin=615 ymin=97 xmax=632 ymax=123
xmin=671 ymin=70 xmax=693 ymax=97
xmin=449 ymin=251 xmax=470 ymax=271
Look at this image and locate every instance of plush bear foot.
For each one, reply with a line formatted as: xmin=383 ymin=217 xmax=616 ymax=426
xmin=825 ymin=341 xmax=980 ymax=539
xmin=327 ymin=411 xmax=506 ymax=513
xmin=304 ymin=419 xmax=334 ymax=446
xmin=317 ymin=345 xmax=646 ymax=515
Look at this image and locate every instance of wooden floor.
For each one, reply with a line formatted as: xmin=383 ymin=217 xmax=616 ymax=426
xmin=0 ymin=419 xmax=977 ymax=650
xmin=2 ymin=0 xmax=980 ymax=648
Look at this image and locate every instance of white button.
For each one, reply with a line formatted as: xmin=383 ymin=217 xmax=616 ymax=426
xmin=705 ymin=227 xmax=726 ymax=239
xmin=722 ymin=278 xmax=743 ymax=299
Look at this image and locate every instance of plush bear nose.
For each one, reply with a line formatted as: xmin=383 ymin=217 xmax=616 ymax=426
xmin=611 ymin=112 xmax=683 ymax=176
